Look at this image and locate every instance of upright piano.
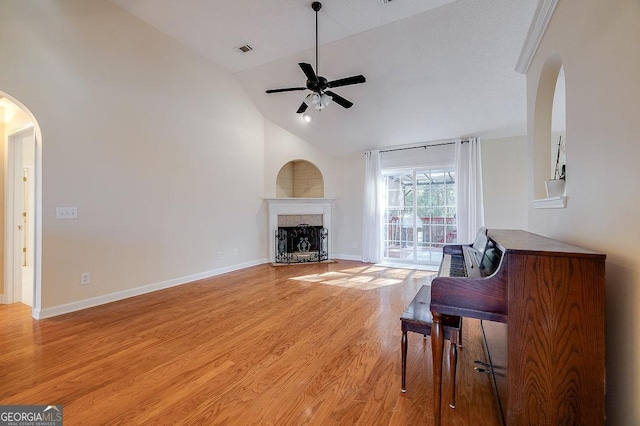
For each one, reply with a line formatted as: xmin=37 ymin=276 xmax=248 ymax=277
xmin=430 ymin=229 xmax=605 ymax=425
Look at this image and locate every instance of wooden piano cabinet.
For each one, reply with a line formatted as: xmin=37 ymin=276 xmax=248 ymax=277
xmin=481 ymin=320 xmax=508 ymax=425
xmin=506 ymin=252 xmax=605 ymax=425
xmin=430 ymin=230 xmax=606 ymax=425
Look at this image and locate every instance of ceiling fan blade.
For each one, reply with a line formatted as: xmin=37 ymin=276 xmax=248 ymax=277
xmin=299 ymin=63 xmax=318 ymax=82
xmin=325 ymin=91 xmax=353 ymax=109
xmin=266 ymin=87 xmax=306 ymax=94
xmin=296 ymin=102 xmax=308 ymax=114
xmin=327 ymin=75 xmax=366 ymax=88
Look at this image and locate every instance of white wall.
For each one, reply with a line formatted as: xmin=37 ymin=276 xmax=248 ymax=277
xmin=0 ymin=0 xmax=266 ymax=315
xmin=333 ymin=152 xmax=365 ymax=260
xmin=526 ymin=0 xmax=640 ymax=423
xmin=481 ymin=136 xmax=527 ymax=230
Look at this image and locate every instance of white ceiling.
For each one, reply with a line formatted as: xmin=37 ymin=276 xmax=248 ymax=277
xmin=110 ymin=0 xmax=540 ymax=156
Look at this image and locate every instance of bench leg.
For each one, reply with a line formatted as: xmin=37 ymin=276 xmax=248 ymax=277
xmin=431 ymin=313 xmax=444 ymax=425
xmin=401 ymin=330 xmax=408 ymax=392
xmin=449 ymin=340 xmax=457 ymax=408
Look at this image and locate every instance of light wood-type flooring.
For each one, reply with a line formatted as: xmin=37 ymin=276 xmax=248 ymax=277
xmin=0 ymin=261 xmax=501 ymax=425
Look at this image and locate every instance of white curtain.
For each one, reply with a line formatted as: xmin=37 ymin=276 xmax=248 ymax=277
xmin=362 ymin=150 xmax=383 ymax=263
xmin=455 ymin=138 xmax=485 ymax=243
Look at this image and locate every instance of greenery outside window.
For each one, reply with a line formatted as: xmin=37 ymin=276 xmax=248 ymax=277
xmin=382 ymin=168 xmax=457 ymax=266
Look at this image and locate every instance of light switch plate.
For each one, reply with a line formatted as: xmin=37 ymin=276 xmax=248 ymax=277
xmin=56 ymin=207 xmax=78 ymax=219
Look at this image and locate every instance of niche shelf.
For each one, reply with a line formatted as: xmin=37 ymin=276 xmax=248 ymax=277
xmin=532 ymin=196 xmax=566 ymax=209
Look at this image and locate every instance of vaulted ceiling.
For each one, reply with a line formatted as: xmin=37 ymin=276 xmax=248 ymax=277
xmin=110 ymin=0 xmax=540 ymax=156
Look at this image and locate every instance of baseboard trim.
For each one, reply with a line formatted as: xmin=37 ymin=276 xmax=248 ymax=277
xmin=34 ymin=258 xmax=269 ymax=319
xmin=333 ymin=254 xmax=362 ymax=261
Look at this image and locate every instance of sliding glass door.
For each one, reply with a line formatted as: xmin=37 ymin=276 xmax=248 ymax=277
xmin=382 ymin=168 xmax=457 ymax=266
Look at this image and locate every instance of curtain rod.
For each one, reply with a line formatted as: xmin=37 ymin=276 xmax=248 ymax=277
xmin=378 ymin=139 xmax=470 ymax=154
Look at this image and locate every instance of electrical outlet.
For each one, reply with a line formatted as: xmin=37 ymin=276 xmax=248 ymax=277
xmin=233 ymin=248 xmax=239 ymax=256
xmin=352 ymin=242 xmax=358 ymax=249
xmin=217 ymin=251 xmax=223 ymax=260
xmin=80 ymin=272 xmax=91 ymax=285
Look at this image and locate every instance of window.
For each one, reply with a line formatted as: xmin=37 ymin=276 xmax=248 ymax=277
xmin=382 ymin=168 xmax=456 ymax=266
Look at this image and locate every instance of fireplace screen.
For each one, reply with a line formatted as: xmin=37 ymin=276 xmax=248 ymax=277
xmin=275 ymin=224 xmax=328 ymax=264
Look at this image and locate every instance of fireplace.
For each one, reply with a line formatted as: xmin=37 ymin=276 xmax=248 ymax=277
xmin=275 ymin=225 xmax=328 ymax=264
xmin=266 ymin=198 xmax=335 ymax=264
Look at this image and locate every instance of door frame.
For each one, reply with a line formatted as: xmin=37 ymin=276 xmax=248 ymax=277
xmin=4 ymin=126 xmax=33 ymax=305
xmin=1 ymin=92 xmax=42 ymax=318
xmin=2 ymin=122 xmax=42 ymax=317
xmin=382 ymin=167 xmax=457 ymax=266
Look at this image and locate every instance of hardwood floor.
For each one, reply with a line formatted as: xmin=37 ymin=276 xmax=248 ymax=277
xmin=0 ymin=261 xmax=501 ymax=425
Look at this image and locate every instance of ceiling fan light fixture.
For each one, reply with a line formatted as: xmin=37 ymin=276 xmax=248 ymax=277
xmin=315 ymin=93 xmax=332 ymax=110
xmin=310 ymin=92 xmax=331 ymax=110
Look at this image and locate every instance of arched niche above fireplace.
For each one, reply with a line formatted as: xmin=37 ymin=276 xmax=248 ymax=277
xmin=276 ymin=160 xmax=324 ymax=198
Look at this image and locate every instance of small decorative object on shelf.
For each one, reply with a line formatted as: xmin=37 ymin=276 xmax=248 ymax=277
xmin=545 ymin=135 xmax=566 ymax=198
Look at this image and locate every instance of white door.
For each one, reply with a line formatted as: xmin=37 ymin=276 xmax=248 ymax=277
xmin=7 ymin=127 xmax=35 ymax=306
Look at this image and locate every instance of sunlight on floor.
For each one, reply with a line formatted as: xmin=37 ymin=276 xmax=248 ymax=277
xmin=290 ymin=265 xmax=436 ymax=290
xmin=376 ymin=261 xmax=439 ymax=272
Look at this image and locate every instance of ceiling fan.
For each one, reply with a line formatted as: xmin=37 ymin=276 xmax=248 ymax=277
xmin=265 ymin=1 xmax=366 ymax=114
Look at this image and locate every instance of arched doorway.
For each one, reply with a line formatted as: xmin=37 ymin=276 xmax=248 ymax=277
xmin=0 ymin=93 xmax=42 ymax=317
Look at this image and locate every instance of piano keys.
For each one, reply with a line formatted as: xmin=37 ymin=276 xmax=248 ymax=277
xmin=438 ymin=227 xmax=489 ymax=279
xmin=429 ymin=229 xmax=606 ymax=425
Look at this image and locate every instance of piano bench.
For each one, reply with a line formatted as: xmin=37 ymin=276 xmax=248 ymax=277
xmin=400 ymin=285 xmax=462 ymax=409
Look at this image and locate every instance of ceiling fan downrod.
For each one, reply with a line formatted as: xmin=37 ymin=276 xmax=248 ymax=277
xmin=312 ymin=2 xmax=321 ymax=79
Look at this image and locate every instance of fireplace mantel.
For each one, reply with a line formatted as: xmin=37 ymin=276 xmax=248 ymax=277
xmin=266 ymin=198 xmax=336 ymax=263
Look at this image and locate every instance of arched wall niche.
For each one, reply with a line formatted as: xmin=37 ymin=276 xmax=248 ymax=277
xmin=533 ymin=53 xmax=565 ymax=200
xmin=275 ymin=160 xmax=324 ymax=198
xmin=551 ymin=66 xmax=566 ymax=176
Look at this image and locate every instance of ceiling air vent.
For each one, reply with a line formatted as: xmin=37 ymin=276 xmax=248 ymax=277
xmin=236 ymin=44 xmax=253 ymax=54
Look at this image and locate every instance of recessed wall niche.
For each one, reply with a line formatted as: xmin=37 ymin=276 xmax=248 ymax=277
xmin=533 ymin=54 xmax=566 ymax=203
xmin=276 ymin=160 xmax=324 ymax=198
xmin=551 ymin=66 xmax=566 ymax=178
